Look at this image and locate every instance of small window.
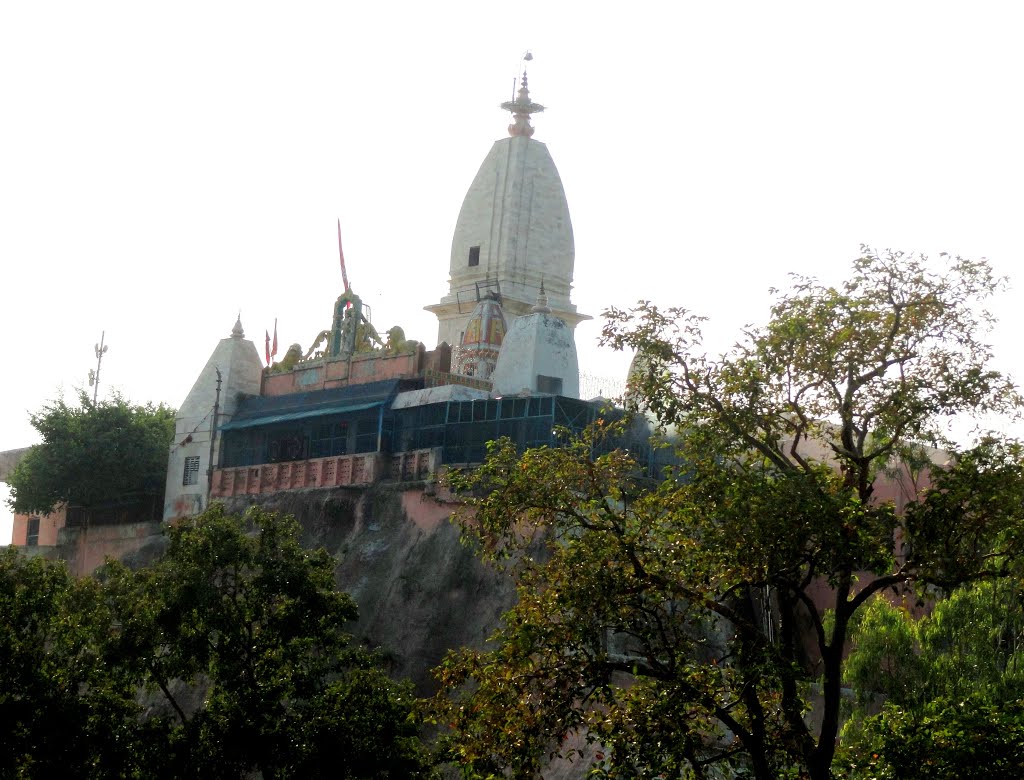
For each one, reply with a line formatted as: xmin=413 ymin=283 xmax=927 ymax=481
xmin=536 ymin=375 xmax=563 ymax=395
xmin=183 ymin=455 xmax=201 ymax=486
xmin=468 ymin=246 xmax=480 ymax=267
xmin=26 ymin=516 xmax=40 ymax=547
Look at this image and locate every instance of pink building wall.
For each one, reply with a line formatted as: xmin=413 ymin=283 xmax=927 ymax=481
xmin=10 ymin=505 xmax=160 ymax=578
xmin=58 ymin=521 xmax=162 ymax=578
xmin=11 ymin=505 xmax=66 ymax=547
xmin=261 ymin=350 xmax=425 ymax=397
xmin=211 ymin=448 xmax=440 ymax=499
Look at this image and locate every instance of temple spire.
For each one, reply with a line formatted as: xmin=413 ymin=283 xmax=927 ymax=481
xmin=501 ymin=53 xmax=545 ymax=137
xmin=531 ymin=278 xmax=551 ymax=313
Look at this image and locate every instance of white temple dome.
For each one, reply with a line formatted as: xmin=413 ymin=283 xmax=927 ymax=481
xmin=426 ymin=70 xmax=588 ymax=351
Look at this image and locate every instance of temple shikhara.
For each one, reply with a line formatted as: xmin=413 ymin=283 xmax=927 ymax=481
xmin=162 ymin=69 xmax=624 ymax=522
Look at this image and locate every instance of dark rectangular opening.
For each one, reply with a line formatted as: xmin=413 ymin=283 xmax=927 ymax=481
xmin=26 ymin=516 xmax=40 ymax=547
xmin=536 ymin=375 xmax=563 ymax=395
xmin=468 ymin=246 xmax=480 ymax=267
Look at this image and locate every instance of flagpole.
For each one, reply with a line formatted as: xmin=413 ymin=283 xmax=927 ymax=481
xmin=338 ymin=218 xmax=350 ymax=292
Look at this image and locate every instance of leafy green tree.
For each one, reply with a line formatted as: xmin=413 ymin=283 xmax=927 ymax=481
xmin=434 ymin=249 xmax=1024 ymax=779
xmin=103 ymin=505 xmax=431 ymax=778
xmin=7 ymin=391 xmax=175 ymax=514
xmin=845 ymin=580 xmax=1024 ymax=711
xmin=839 ymin=581 xmax=1024 ymax=776
xmin=843 ymin=698 xmax=1024 ymax=780
xmin=838 ymin=596 xmax=926 ymax=712
xmin=0 ymin=548 xmax=160 ymax=778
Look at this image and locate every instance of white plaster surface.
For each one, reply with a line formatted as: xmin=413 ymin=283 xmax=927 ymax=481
xmin=428 ymin=135 xmax=584 ymax=349
xmin=491 ymin=312 xmax=580 ymax=399
xmin=163 ymin=325 xmax=263 ymax=520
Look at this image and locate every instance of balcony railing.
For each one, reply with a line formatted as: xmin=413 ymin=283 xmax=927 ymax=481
xmin=211 ymin=448 xmax=441 ymax=498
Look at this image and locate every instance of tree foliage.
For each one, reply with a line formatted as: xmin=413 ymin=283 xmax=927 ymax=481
xmin=839 ymin=581 xmax=1024 ymax=776
xmin=845 ymin=580 xmax=1024 ymax=711
xmin=103 ymin=505 xmax=431 ymax=778
xmin=434 ymin=249 xmax=1024 ymax=780
xmin=0 ymin=507 xmax=431 ymax=779
xmin=0 ymin=548 xmax=159 ymax=778
xmin=7 ymin=391 xmax=176 ymax=514
xmin=843 ymin=698 xmax=1024 ymax=780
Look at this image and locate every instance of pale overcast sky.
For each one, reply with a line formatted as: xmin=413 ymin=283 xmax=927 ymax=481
xmin=2 ymin=2 xmax=1023 ymax=542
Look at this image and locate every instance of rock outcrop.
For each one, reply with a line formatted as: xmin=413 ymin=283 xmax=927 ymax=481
xmin=223 ymin=484 xmax=516 ymax=693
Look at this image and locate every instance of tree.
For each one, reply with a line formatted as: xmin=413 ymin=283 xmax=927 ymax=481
xmin=7 ymin=391 xmax=176 ymax=514
xmin=844 ymin=580 xmax=1024 ymax=712
xmin=843 ymin=698 xmax=1024 ymax=780
xmin=0 ymin=548 xmax=160 ymax=778
xmin=0 ymin=507 xmax=429 ymax=778
xmin=103 ymin=505 xmax=431 ymax=778
xmin=434 ymin=249 xmax=1024 ymax=779
xmin=838 ymin=581 xmax=1024 ymax=777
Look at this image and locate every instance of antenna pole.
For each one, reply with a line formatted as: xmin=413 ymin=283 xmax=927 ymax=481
xmin=90 ymin=331 xmax=108 ymax=405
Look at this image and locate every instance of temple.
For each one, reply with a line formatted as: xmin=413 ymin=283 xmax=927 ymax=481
xmin=160 ymin=67 xmax=638 ymax=522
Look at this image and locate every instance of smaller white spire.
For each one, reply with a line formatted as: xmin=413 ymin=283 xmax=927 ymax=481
xmin=231 ymin=314 xmax=244 ymax=339
xmin=531 ymin=278 xmax=551 ymax=313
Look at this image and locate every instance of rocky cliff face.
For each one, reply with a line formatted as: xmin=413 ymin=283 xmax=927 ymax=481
xmin=222 ymin=484 xmax=516 ymax=694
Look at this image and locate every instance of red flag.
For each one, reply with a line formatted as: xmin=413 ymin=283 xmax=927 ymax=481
xmin=265 ymin=330 xmax=271 ymax=365
xmin=271 ymin=319 xmax=278 ymax=360
xmin=337 ymin=218 xmax=350 ymax=293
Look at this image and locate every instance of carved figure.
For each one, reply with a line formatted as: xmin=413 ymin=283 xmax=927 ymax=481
xmin=352 ymin=317 xmax=383 ymax=353
xmin=330 ymin=289 xmax=383 ymax=357
xmin=270 ymin=343 xmax=303 ymax=373
xmin=384 ymin=326 xmax=421 ymax=355
xmin=303 ymin=330 xmax=330 ymax=361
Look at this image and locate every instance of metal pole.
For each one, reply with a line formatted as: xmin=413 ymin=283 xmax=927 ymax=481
xmin=376 ymin=404 xmax=385 ymax=453
xmin=207 ymin=368 xmax=222 ymax=501
xmin=90 ymin=331 xmax=108 ymax=405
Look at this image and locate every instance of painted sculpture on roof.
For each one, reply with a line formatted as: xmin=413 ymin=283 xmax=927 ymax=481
xmin=293 ymin=298 xmax=419 ymax=365
xmin=384 ymin=326 xmax=421 ymax=355
xmin=330 ymin=289 xmax=383 ymax=357
xmin=303 ymin=331 xmax=330 ymax=361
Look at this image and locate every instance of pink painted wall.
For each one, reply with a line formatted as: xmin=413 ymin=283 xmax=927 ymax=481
xmin=401 ymin=487 xmax=453 ymax=533
xmin=10 ymin=505 xmax=66 ymax=547
xmin=60 ymin=521 xmax=162 ymax=578
xmin=10 ymin=508 xmax=160 ymax=579
xmin=261 ymin=349 xmax=426 ymax=397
